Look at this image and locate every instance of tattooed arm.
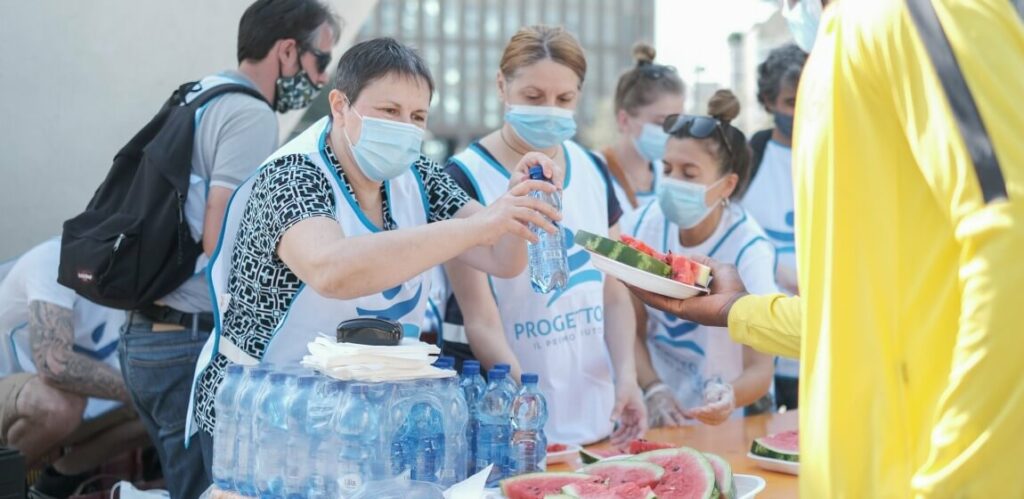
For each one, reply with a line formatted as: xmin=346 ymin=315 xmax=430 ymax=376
xmin=28 ymin=301 xmax=130 ymax=402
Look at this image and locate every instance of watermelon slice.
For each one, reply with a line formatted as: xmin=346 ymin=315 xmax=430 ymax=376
xmin=561 ymin=482 xmax=657 ymax=499
xmin=620 ymin=235 xmax=666 ymax=261
xmin=575 ymin=231 xmax=672 ymax=278
xmin=750 ymin=430 xmax=799 ymax=462
xmin=632 ymin=447 xmax=718 ymax=499
xmin=627 ymin=438 xmax=676 ymax=455
xmin=703 ymin=453 xmax=737 ymax=499
xmin=665 ymin=253 xmax=712 ymax=288
xmin=501 ymin=472 xmax=604 ymax=499
xmin=579 ymin=460 xmax=665 ymax=488
xmin=579 ymin=448 xmax=624 ymax=465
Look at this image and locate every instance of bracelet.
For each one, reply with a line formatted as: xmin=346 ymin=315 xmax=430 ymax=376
xmin=642 ymin=382 xmax=671 ymax=401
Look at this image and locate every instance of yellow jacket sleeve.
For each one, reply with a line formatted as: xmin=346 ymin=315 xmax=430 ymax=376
xmin=902 ymin=3 xmax=1024 ymax=495
xmin=726 ymin=294 xmax=801 ymax=359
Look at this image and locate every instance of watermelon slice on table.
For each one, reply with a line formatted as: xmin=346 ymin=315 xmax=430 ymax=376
xmin=627 ymin=438 xmax=676 ymax=455
xmin=500 ymin=472 xmax=604 ymax=499
xmin=703 ymin=453 xmax=737 ymax=499
xmin=750 ymin=429 xmax=799 ymax=462
xmin=579 ymin=460 xmax=665 ymax=488
xmin=632 ymin=447 xmax=719 ymax=499
xmin=579 ymin=447 xmax=625 ymax=465
xmin=561 ymin=482 xmax=658 ymax=499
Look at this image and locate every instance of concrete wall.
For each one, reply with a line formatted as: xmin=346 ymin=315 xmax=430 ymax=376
xmin=0 ymin=0 xmax=376 ymax=260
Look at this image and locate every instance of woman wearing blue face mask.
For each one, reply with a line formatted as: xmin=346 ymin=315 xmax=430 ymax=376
xmin=628 ymin=90 xmax=776 ymax=428
xmin=441 ymin=25 xmax=647 ymax=447
xmin=600 ymin=43 xmax=685 ymax=221
xmin=185 ymin=37 xmax=565 ymax=451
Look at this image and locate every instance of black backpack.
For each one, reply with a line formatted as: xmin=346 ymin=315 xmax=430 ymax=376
xmin=58 ymin=81 xmax=268 ymax=310
xmin=747 ymin=128 xmax=773 ymax=192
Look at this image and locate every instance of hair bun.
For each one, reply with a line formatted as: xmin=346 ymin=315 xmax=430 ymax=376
xmin=707 ymin=89 xmax=741 ymax=124
xmin=632 ymin=42 xmax=656 ymax=66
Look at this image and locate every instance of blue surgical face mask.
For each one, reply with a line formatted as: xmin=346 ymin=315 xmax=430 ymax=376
xmin=343 ymin=106 xmax=424 ymax=182
xmin=656 ymin=176 xmax=727 ymax=229
xmin=633 ymin=123 xmax=669 ymax=162
xmin=781 ymin=0 xmax=823 ymax=53
xmin=505 ymin=104 xmax=577 ymax=149
xmin=774 ymin=112 xmax=795 ymax=139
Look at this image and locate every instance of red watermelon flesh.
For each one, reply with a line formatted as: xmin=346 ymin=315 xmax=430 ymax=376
xmin=500 ymin=472 xmax=604 ymax=499
xmin=627 ymin=438 xmax=676 ymax=455
xmin=562 ymin=482 xmax=657 ymax=499
xmin=620 ymin=236 xmax=667 ymax=261
xmin=579 ymin=460 xmax=665 ymax=488
xmin=633 ymin=448 xmax=718 ymax=499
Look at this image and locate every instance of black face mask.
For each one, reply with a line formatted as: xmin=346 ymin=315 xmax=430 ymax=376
xmin=774 ymin=112 xmax=795 ymax=139
xmin=273 ymin=55 xmax=322 ymax=113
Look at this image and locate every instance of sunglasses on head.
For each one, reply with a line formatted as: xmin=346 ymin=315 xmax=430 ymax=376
xmin=302 ymin=45 xmax=332 ymax=74
xmin=639 ymin=64 xmax=678 ymax=80
xmin=662 ymin=114 xmax=735 ymax=159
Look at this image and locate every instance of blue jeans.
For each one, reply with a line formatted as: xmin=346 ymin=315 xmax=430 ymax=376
xmin=119 ymin=313 xmax=211 ymax=499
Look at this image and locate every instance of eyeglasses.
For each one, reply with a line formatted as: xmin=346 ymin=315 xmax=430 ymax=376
xmin=662 ymin=114 xmax=735 ymax=160
xmin=302 ymin=45 xmax=332 ymax=74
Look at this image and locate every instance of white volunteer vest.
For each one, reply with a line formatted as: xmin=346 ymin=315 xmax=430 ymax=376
xmin=741 ymin=141 xmax=800 ymax=378
xmin=630 ymin=202 xmax=772 ymax=419
xmin=187 ymin=117 xmax=431 ymax=437
xmin=450 ymin=141 xmax=614 ymax=445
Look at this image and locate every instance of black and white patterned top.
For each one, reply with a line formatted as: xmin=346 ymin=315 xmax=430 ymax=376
xmin=194 ymin=146 xmax=471 ymax=435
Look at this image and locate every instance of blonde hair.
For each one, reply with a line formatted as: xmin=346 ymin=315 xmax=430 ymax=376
xmin=499 ymin=25 xmax=587 ymax=86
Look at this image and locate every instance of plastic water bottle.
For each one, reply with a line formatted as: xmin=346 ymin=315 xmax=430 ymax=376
xmin=255 ymin=372 xmax=296 ymax=498
xmin=526 ymin=165 xmax=568 ymax=293
xmin=212 ymin=364 xmax=245 ymax=491
xmin=234 ymin=366 xmax=270 ymax=497
xmin=475 ymin=369 xmax=514 ymax=486
xmin=492 ymin=364 xmax=518 ymax=398
xmin=284 ymin=376 xmax=318 ymax=499
xmin=407 ymin=401 xmax=442 ymax=482
xmin=307 ymin=380 xmax=345 ymax=499
xmin=334 ymin=383 xmax=382 ymax=496
xmin=510 ymin=373 xmax=548 ymax=475
xmin=433 ymin=356 xmax=453 ymax=370
xmin=439 ymin=375 xmax=469 ymax=486
xmin=460 ymin=361 xmax=486 ymax=476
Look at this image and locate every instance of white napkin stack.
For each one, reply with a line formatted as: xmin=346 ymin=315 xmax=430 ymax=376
xmin=301 ymin=335 xmax=454 ymax=381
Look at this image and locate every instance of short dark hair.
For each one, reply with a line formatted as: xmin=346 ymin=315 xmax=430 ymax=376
xmin=333 ymin=37 xmax=435 ymax=103
xmin=756 ymin=43 xmax=807 ymax=111
xmin=237 ymin=0 xmax=341 ymax=63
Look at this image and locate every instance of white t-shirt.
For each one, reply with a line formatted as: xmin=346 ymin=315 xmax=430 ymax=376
xmin=0 ymin=239 xmax=124 ymax=419
xmin=626 ymin=202 xmax=779 ymax=417
xmin=740 ymin=140 xmax=800 ymax=378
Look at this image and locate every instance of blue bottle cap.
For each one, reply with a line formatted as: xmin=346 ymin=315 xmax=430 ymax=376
xmin=494 ymin=363 xmax=511 ymax=372
xmin=521 ymin=373 xmax=539 ymax=384
xmin=350 ymin=383 xmax=369 ymax=395
xmin=225 ymin=364 xmax=244 ymax=375
xmin=297 ymin=375 xmax=319 ymax=388
xmin=462 ymin=362 xmax=480 ymax=375
xmin=268 ymin=372 xmax=291 ymax=384
xmin=489 ymin=369 xmax=507 ymax=380
xmin=250 ymin=367 xmax=269 ymax=379
xmin=528 ymin=165 xmax=546 ymax=181
xmin=328 ymin=380 xmax=346 ymax=394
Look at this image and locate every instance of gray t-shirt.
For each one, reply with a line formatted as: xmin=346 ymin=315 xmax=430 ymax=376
xmin=160 ymin=70 xmax=278 ymax=313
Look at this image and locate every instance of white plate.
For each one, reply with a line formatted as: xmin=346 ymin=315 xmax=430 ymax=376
xmin=482 ymin=473 xmax=767 ymax=498
xmin=546 ymin=443 xmax=583 ymax=465
xmin=587 ymin=251 xmax=708 ymax=300
xmin=747 ymin=452 xmax=800 ymax=475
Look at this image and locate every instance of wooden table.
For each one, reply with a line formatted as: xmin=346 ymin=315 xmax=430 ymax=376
xmin=552 ymin=411 xmax=799 ymax=498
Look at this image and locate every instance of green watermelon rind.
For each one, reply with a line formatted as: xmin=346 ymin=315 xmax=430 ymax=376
xmin=500 ymin=472 xmax=601 ymax=498
xmin=631 ymin=447 xmax=719 ymax=499
xmin=574 ymin=230 xmax=672 ymax=278
xmin=750 ymin=438 xmax=799 ymax=462
xmin=579 ymin=459 xmax=666 ymax=485
xmin=578 ymin=448 xmax=627 ymax=465
xmin=703 ymin=453 xmax=737 ymax=499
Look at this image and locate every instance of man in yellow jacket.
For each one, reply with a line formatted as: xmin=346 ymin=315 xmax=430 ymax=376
xmin=631 ymin=0 xmax=1024 ymax=496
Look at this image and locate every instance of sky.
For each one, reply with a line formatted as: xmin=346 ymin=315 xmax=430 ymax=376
xmin=654 ymin=0 xmax=779 ymax=87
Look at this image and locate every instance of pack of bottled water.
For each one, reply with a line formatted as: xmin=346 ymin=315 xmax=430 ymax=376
xmin=211 ymin=359 xmax=548 ymax=496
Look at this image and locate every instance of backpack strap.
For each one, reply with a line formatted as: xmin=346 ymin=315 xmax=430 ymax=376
xmin=601 ymin=146 xmax=639 ymax=209
xmin=748 ymin=129 xmax=773 ymax=186
xmin=185 ymin=82 xmax=271 ymax=110
xmin=905 ymin=0 xmax=1009 ymax=203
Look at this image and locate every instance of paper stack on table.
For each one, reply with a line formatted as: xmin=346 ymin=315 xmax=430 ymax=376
xmin=301 ymin=335 xmax=453 ymax=381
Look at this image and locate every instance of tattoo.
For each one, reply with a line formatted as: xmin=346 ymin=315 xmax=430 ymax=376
xmin=28 ymin=301 xmax=130 ymax=403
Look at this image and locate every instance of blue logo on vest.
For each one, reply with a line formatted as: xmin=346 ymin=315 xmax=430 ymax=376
xmin=72 ymin=323 xmax=119 ymax=361
xmin=545 ymin=227 xmax=603 ymax=307
xmin=764 ymin=210 xmax=796 ymax=246
xmin=652 ymin=311 xmax=704 ymax=356
xmin=356 ymin=283 xmax=423 ymax=337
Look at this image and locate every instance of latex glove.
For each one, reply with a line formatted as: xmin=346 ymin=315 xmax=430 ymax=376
xmin=643 ymin=382 xmax=689 ymax=428
xmin=609 ymin=381 xmax=648 ymax=447
xmin=684 ymin=378 xmax=735 ymax=425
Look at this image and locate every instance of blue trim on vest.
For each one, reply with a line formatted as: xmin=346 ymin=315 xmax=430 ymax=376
xmin=707 ymin=210 xmax=748 ymax=259
xmin=562 ymin=142 xmax=573 ymax=189
xmin=469 ymin=142 xmax=511 ymax=179
xmin=631 ymin=200 xmax=657 ymax=237
xmin=260 ymin=283 xmax=307 ymax=358
xmin=449 ymin=158 xmax=486 ymax=206
xmin=735 ymin=236 xmax=771 ymax=268
xmin=764 ymin=228 xmax=795 ymax=243
xmin=410 ymin=166 xmax=431 ymax=222
xmin=317 ymin=123 xmax=387 ymax=233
